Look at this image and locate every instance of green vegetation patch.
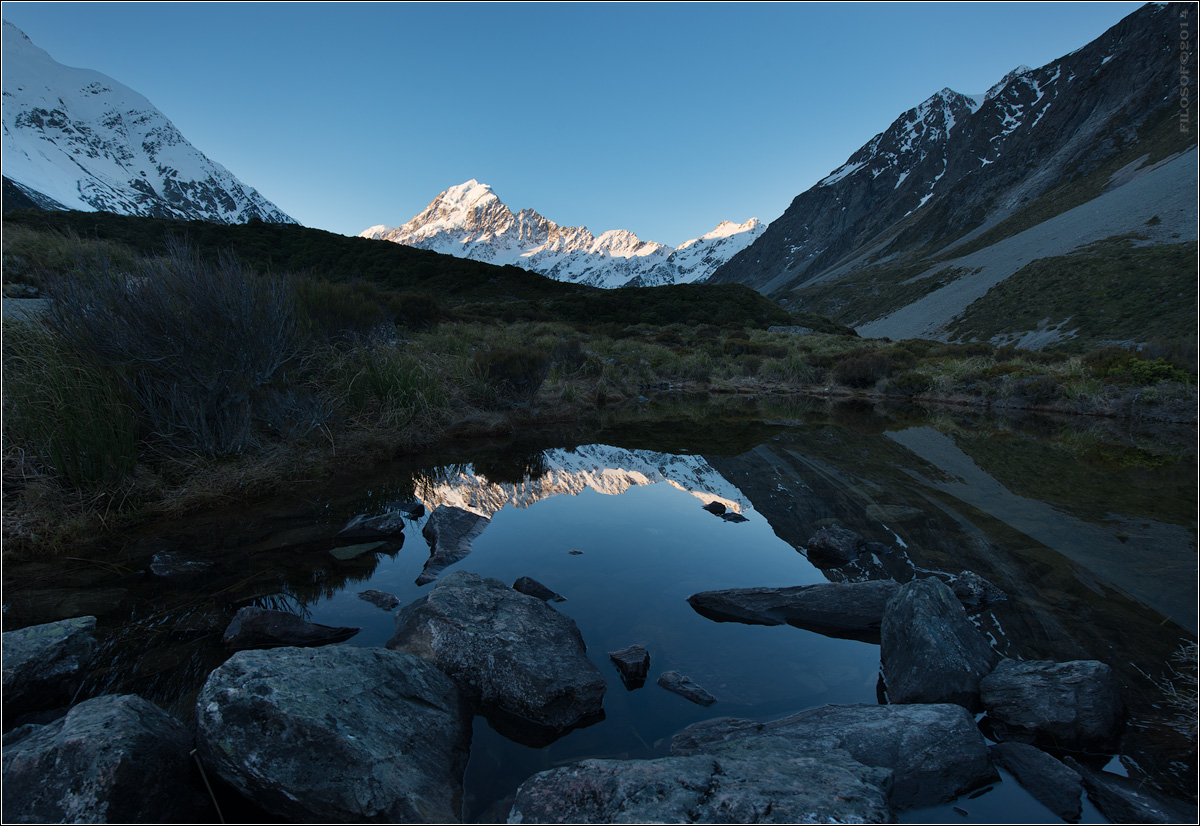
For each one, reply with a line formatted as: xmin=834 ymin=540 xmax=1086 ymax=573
xmin=946 ymin=237 xmax=1198 ymax=349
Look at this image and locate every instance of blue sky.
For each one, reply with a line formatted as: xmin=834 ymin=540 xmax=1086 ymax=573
xmin=3 ymin=1 xmax=1143 ymax=246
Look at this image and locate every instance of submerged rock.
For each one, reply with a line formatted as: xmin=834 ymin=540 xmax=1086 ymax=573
xmin=881 ymin=577 xmax=999 ymax=710
xmin=989 ymin=742 xmax=1082 ymax=822
xmin=688 ymin=580 xmax=900 ymax=642
xmin=657 ymin=671 xmax=716 ymax=706
xmin=608 ymin=645 xmax=650 ymax=689
xmin=512 ymin=576 xmax=566 ymax=603
xmin=805 ymin=525 xmax=866 ymax=568
xmin=980 ymin=659 xmax=1124 ymax=752
xmin=2 ymin=615 xmax=98 ymax=719
xmin=329 ymin=540 xmax=389 ymax=560
xmin=387 ymin=571 xmax=605 ymax=731
xmin=196 ymin=645 xmax=471 ymax=823
xmin=719 ymin=512 xmax=749 ymax=523
xmin=148 ymin=550 xmax=215 ymax=581
xmin=672 ymin=702 xmax=997 ymax=810
xmin=221 ymin=606 xmax=359 ymax=650
xmin=508 ymin=736 xmax=892 ymax=824
xmin=418 ymin=506 xmax=490 ymax=585
xmin=336 ymin=510 xmax=408 ymax=543
xmin=3 ymin=693 xmax=211 ymax=823
xmin=358 ymin=589 xmax=401 ymax=611
xmin=949 ymin=570 xmax=1007 ymax=611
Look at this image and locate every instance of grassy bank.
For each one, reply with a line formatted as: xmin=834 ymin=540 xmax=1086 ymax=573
xmin=3 ymin=222 xmax=1195 ymax=554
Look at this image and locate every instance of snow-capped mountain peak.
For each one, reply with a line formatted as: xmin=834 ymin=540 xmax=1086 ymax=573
xmin=1 ymin=21 xmax=293 ymax=223
xmin=361 ymin=180 xmax=766 ymax=289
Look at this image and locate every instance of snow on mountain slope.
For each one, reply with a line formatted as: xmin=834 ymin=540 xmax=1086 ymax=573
xmin=413 ymin=444 xmax=751 ymax=519
xmin=361 ymin=179 xmax=764 ymax=288
xmin=1 ymin=21 xmax=294 ymax=223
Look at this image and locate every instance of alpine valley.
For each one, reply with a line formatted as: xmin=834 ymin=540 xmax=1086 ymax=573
xmin=1 ymin=21 xmax=293 ymax=224
xmin=360 ymin=180 xmax=766 ymax=289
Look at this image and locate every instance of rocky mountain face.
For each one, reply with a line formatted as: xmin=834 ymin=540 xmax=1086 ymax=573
xmin=362 ymin=180 xmax=765 ymax=289
xmin=1 ymin=21 xmax=294 ymax=223
xmin=711 ymin=2 xmax=1197 ymax=344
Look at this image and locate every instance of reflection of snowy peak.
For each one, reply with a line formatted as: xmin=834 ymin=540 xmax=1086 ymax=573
xmin=361 ymin=180 xmax=764 ymax=288
xmin=1 ymin=21 xmax=294 ymax=223
xmin=414 ymin=444 xmax=750 ymax=518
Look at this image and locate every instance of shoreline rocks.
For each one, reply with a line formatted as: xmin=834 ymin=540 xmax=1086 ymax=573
xmin=221 ymin=606 xmax=359 ymax=650
xmin=2 ymin=615 xmax=98 ymax=721
xmin=688 ymin=580 xmax=901 ymax=642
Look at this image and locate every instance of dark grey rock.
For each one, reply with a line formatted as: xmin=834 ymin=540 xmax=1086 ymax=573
xmin=196 ymin=645 xmax=471 ymax=823
xmin=719 ymin=512 xmax=750 ymax=523
xmin=221 ymin=606 xmax=359 ymax=650
xmin=329 ymin=540 xmax=388 ymax=560
xmin=981 ymin=659 xmax=1124 ymax=752
xmin=567 ymin=548 xmax=584 ymax=555
xmin=2 ymin=616 xmax=97 ymax=719
xmin=509 ymin=736 xmax=892 ymax=824
xmin=2 ymin=693 xmax=210 ymax=823
xmin=881 ymin=577 xmax=999 ymax=710
xmin=358 ymin=589 xmax=401 ymax=611
xmin=387 ymin=570 xmax=605 ymax=731
xmin=805 ymin=525 xmax=866 ymax=567
xmin=672 ymin=702 xmax=997 ymax=810
xmin=688 ymin=580 xmax=901 ymax=642
xmin=657 ymin=671 xmax=716 ymax=706
xmin=417 ymin=506 xmax=490 ymax=585
xmin=989 ymin=742 xmax=1082 ymax=822
xmin=512 ymin=576 xmax=566 ymax=602
xmin=148 ymin=550 xmax=214 ymax=581
xmin=701 ymin=501 xmax=726 ymax=515
xmin=336 ymin=510 xmax=408 ymax=543
xmin=950 ymin=570 xmax=1007 ymax=611
xmin=386 ymin=499 xmax=425 ymax=519
xmin=608 ymin=645 xmax=650 ymax=689
xmin=1065 ymin=757 xmax=1198 ymax=825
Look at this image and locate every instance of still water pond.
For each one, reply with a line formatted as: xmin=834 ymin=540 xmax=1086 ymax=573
xmin=4 ymin=400 xmax=1196 ymax=822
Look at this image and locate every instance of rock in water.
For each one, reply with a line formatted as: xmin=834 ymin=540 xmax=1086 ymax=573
xmin=221 ymin=606 xmax=359 ymax=650
xmin=195 ymin=645 xmax=471 ymax=823
xmin=336 ymin=510 xmax=408 ymax=542
xmin=2 ymin=615 xmax=97 ymax=719
xmin=980 ymin=659 xmax=1124 ymax=752
xmin=671 ymin=702 xmax=997 ymax=810
xmin=701 ymin=501 xmax=726 ymax=515
xmin=3 ymin=694 xmax=211 ymax=823
xmin=417 ymin=506 xmax=490 ymax=585
xmin=387 ymin=570 xmax=605 ymax=731
xmin=989 ymin=742 xmax=1082 ymax=822
xmin=657 ymin=671 xmax=716 ymax=706
xmin=805 ymin=525 xmax=866 ymax=567
xmin=881 ymin=577 xmax=999 ymax=709
xmin=358 ymin=589 xmax=401 ymax=611
xmin=508 ymin=737 xmax=892 ymax=824
xmin=608 ymin=644 xmax=650 ymax=689
xmin=1065 ymin=757 xmax=1198 ymax=824
xmin=688 ymin=580 xmax=901 ymax=642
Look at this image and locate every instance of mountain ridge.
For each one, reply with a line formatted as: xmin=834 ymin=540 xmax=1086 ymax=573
xmin=362 ymin=179 xmax=765 ymax=289
xmin=1 ymin=21 xmax=294 ymax=224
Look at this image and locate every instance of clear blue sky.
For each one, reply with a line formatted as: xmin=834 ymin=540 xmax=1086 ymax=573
xmin=3 ymin=1 xmax=1143 ymax=247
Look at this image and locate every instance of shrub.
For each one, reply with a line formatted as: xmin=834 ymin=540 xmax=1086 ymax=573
xmin=831 ymin=352 xmax=892 ymax=389
xmin=43 ymin=239 xmax=303 ymax=455
xmin=888 ymin=370 xmax=933 ymax=396
xmin=2 ymin=321 xmax=138 ymax=488
xmin=474 ymin=346 xmax=552 ymax=403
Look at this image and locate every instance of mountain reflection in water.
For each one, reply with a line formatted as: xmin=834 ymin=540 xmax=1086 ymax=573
xmin=3 ymin=402 xmax=1194 ymax=823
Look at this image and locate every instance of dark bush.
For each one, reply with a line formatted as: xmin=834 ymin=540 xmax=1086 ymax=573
xmin=831 ymin=352 xmax=892 ymax=389
xmin=474 ymin=346 xmax=551 ymax=403
xmin=888 ymin=371 xmax=933 ymax=396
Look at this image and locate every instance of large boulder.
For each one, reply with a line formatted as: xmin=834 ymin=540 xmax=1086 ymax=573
xmin=989 ymin=742 xmax=1082 ymax=822
xmin=195 ymin=645 xmax=471 ymax=823
xmin=508 ymin=736 xmax=892 ymax=824
xmin=2 ymin=615 xmax=98 ymax=720
xmin=880 ymin=577 xmax=999 ymax=709
xmin=688 ymin=580 xmax=901 ymax=642
xmin=2 ymin=693 xmax=211 ymax=823
xmin=980 ymin=659 xmax=1124 ymax=752
xmin=672 ymin=702 xmax=997 ymax=810
xmin=417 ymin=506 xmax=490 ymax=585
xmin=221 ymin=606 xmax=359 ymax=650
xmin=387 ymin=571 xmax=605 ymax=732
